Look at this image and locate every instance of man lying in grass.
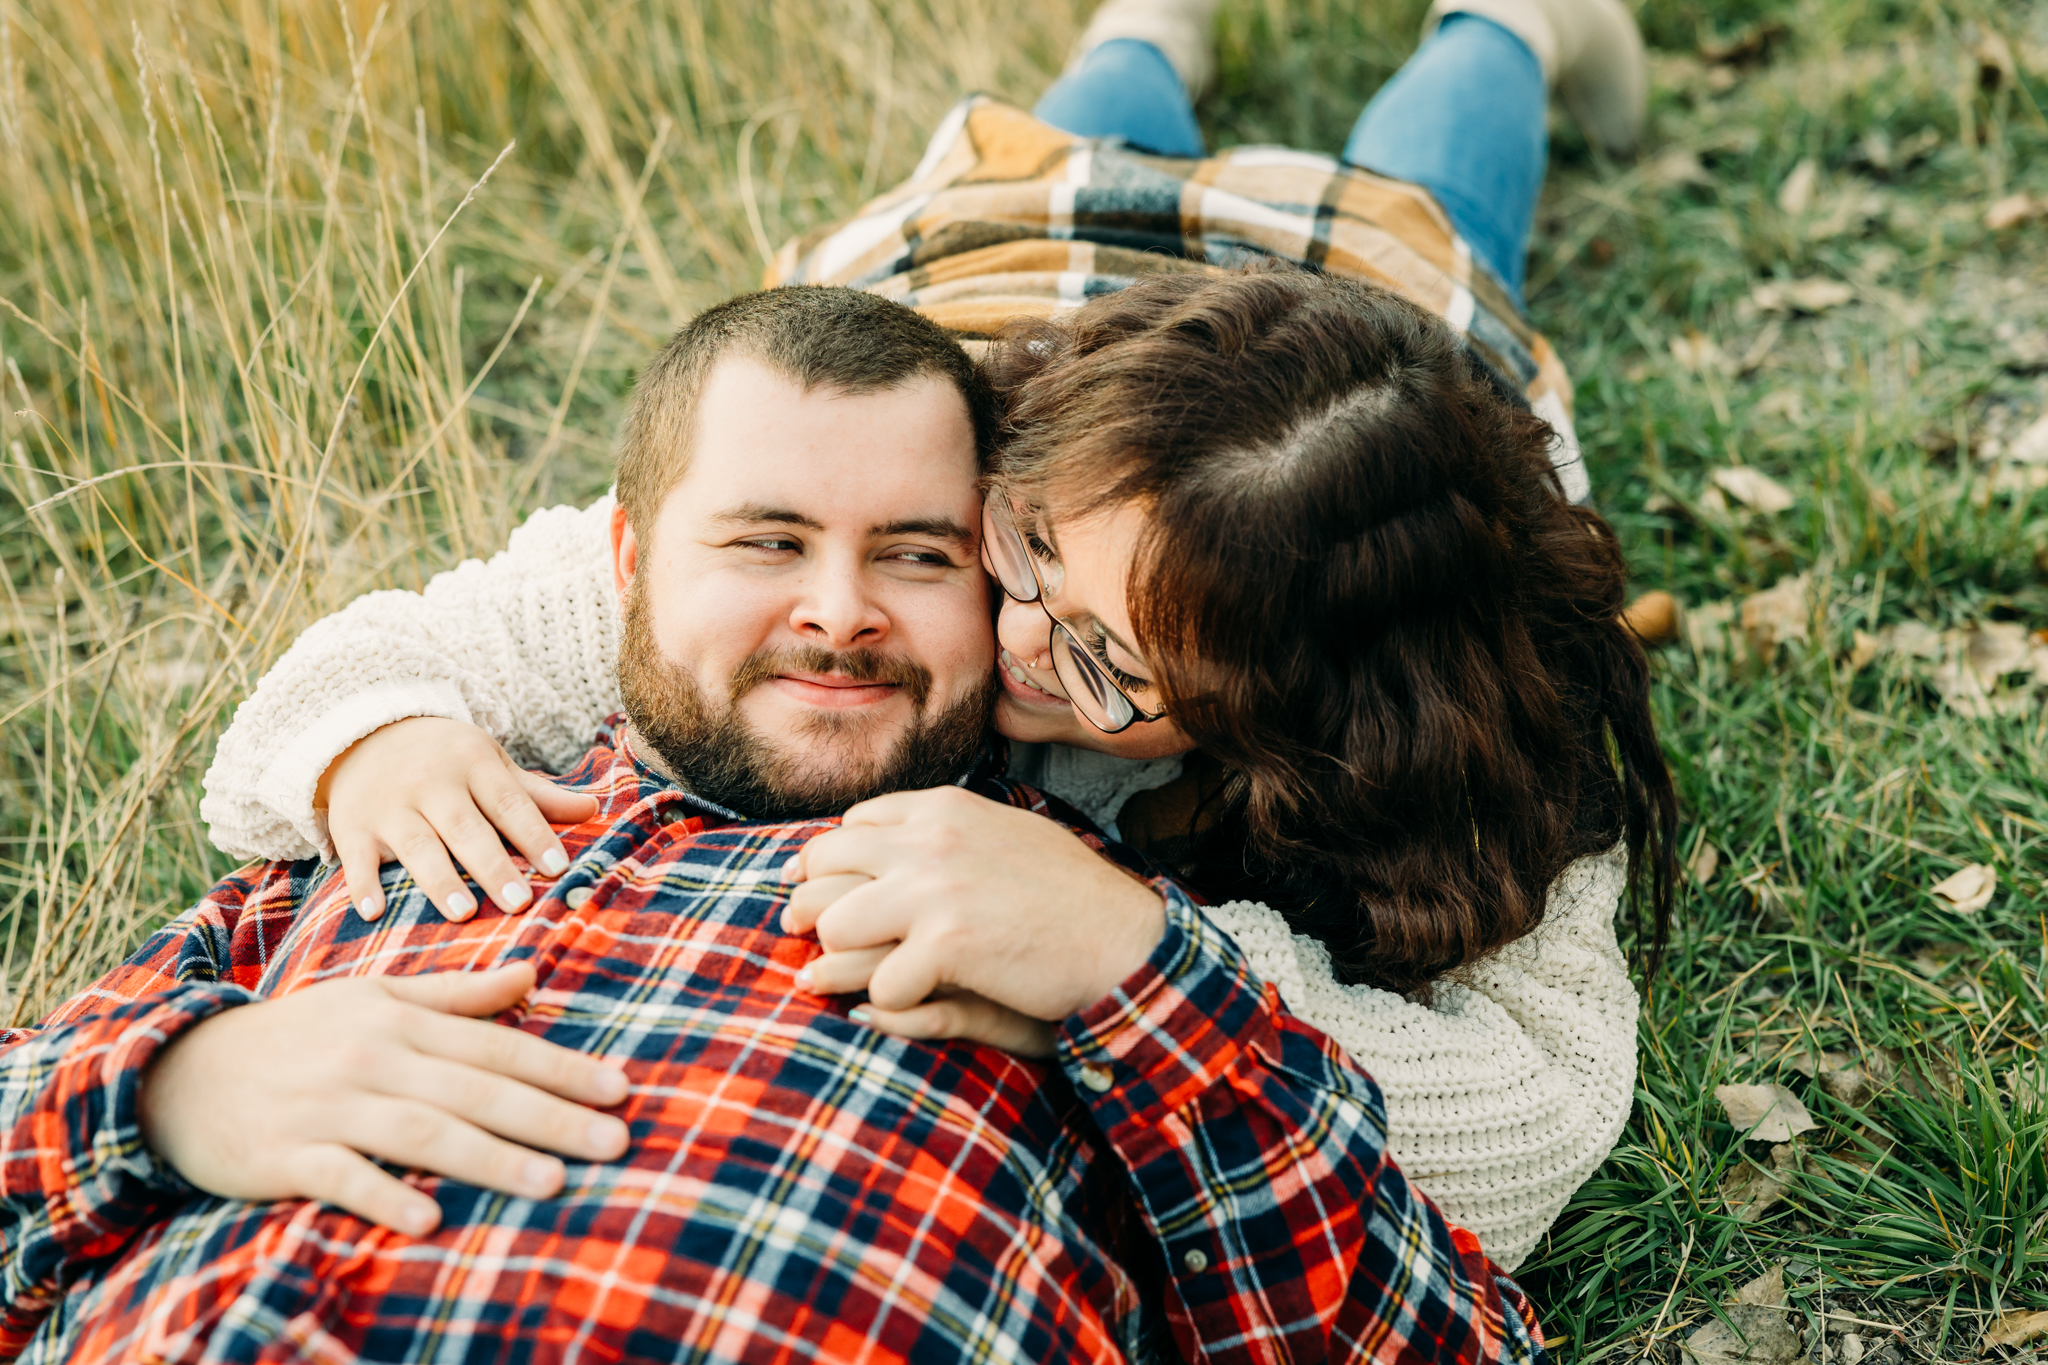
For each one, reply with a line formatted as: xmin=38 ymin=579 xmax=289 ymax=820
xmin=0 ymin=287 xmax=1547 ymax=1364
xmin=201 ymin=0 xmax=1669 ymax=1281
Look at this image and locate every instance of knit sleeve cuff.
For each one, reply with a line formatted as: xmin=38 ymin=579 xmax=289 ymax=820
xmin=252 ymin=680 xmax=474 ymax=861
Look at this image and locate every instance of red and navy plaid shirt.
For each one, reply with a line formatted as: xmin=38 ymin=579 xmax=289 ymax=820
xmin=0 ymin=727 xmax=1546 ymax=1363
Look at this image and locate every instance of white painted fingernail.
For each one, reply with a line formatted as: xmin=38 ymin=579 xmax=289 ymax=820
xmin=540 ymin=848 xmax=569 ymax=875
xmin=848 ymin=1006 xmax=872 ymax=1025
xmin=446 ymin=889 xmax=477 ymax=919
xmin=357 ymin=892 xmax=383 ymax=920
xmin=501 ymin=880 xmax=532 ymax=910
xmin=794 ymin=966 xmax=813 ymax=988
xmin=403 ymin=1202 xmax=435 ymax=1235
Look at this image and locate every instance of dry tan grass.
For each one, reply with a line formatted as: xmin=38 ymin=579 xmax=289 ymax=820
xmin=0 ymin=0 xmax=1097 ymax=1020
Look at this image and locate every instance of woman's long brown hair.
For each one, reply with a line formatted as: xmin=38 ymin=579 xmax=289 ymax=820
xmin=985 ymin=266 xmax=1677 ymax=996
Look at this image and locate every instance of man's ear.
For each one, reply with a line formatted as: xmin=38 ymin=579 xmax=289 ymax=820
xmin=610 ymin=502 xmax=638 ymax=604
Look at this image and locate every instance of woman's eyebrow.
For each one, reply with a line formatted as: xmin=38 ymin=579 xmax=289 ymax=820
xmin=871 ymin=516 xmax=974 ymax=545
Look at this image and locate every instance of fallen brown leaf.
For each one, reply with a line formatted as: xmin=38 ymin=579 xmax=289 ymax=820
xmin=1986 ymin=193 xmax=2045 ymax=231
xmin=1672 ymin=331 xmax=1729 ymax=375
xmin=1622 ymin=590 xmax=1683 ymax=647
xmin=1983 ymin=1309 xmax=2048 ymax=1351
xmin=1681 ymin=1305 xmax=1803 ymax=1365
xmin=1732 ymin=1263 xmax=1787 ymax=1307
xmin=1929 ymin=863 xmax=1997 ymax=915
xmin=1775 ymin=159 xmax=1818 ymax=215
xmin=2007 ymin=414 xmax=2048 ymax=465
xmin=1716 ymin=1083 xmax=1818 ymax=1142
xmin=1689 ymin=843 xmax=1721 ymax=886
xmin=1740 ymin=574 xmax=1810 ymax=656
xmin=1751 ymin=278 xmax=1855 ymax=314
xmin=1712 ymin=466 xmax=1796 ymax=513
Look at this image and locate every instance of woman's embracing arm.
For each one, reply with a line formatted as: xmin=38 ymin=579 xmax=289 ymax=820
xmin=199 ymin=496 xmax=622 ymax=863
xmin=1204 ymin=845 xmax=1638 ymax=1272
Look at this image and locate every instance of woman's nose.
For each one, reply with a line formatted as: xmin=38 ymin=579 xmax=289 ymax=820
xmin=995 ymin=596 xmax=1052 ymax=666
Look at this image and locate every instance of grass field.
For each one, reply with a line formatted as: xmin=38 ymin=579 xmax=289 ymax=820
xmin=4 ymin=0 xmax=2048 ymax=1357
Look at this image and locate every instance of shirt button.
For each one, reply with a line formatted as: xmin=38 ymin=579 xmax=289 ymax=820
xmin=1078 ymin=1064 xmax=1114 ymax=1094
xmin=565 ymin=886 xmax=594 ymax=909
xmin=1182 ymin=1248 xmax=1209 ymax=1274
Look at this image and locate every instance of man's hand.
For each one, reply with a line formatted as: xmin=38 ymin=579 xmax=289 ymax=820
xmin=783 ymin=788 xmax=1167 ymax=1026
xmin=139 ymin=963 xmax=631 ymax=1236
xmin=319 ymin=718 xmax=599 ymax=921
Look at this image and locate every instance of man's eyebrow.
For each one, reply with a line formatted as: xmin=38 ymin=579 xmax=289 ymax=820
xmin=711 ymin=504 xmax=825 ymax=530
xmin=871 ymin=517 xmax=975 ymax=545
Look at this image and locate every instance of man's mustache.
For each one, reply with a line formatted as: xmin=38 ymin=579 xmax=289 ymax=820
xmin=728 ymin=646 xmax=934 ymax=712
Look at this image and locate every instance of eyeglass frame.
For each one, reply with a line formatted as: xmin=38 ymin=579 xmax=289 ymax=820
xmin=978 ymin=490 xmax=1167 ymax=735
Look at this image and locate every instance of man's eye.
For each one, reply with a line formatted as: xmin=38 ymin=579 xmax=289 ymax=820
xmin=740 ymin=537 xmax=801 ymax=554
xmin=887 ymin=547 xmax=955 ymax=567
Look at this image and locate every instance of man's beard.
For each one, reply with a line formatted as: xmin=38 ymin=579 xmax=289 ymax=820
xmin=617 ymin=576 xmax=996 ymax=821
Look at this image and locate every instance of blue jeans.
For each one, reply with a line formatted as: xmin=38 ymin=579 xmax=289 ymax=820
xmin=1031 ymin=15 xmax=1547 ymax=307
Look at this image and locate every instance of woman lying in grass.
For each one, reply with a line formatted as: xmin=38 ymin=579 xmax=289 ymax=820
xmin=200 ymin=0 xmax=1673 ymax=1270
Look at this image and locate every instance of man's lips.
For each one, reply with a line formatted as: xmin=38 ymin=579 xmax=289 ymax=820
xmin=767 ymin=673 xmax=905 ymax=709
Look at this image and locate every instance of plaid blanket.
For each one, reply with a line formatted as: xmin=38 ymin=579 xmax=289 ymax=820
xmin=770 ymin=96 xmax=1587 ymax=501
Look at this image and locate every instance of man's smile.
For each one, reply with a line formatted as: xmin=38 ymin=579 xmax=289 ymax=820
xmin=768 ymin=671 xmax=906 ymax=709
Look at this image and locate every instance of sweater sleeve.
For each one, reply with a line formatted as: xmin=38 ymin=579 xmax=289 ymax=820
xmin=199 ymin=496 xmax=624 ymax=862
xmin=1060 ymin=890 xmax=1548 ymax=1365
xmin=1202 ymin=846 xmax=1637 ymax=1272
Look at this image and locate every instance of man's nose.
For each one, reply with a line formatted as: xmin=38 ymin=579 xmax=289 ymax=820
xmin=995 ymin=597 xmax=1051 ymax=666
xmin=789 ymin=568 xmax=890 ymax=648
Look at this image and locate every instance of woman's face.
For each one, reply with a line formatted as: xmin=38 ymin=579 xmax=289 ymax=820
xmin=989 ymin=497 xmax=1196 ymax=759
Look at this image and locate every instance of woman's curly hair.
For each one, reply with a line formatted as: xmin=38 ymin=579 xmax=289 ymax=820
xmin=984 ymin=265 xmax=1677 ymax=995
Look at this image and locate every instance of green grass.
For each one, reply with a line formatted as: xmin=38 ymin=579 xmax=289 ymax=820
xmin=4 ymin=0 xmax=2048 ymax=1357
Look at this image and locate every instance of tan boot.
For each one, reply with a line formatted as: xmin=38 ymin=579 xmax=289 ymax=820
xmin=1073 ymin=0 xmax=1226 ymax=100
xmin=1423 ymin=0 xmax=1648 ymax=158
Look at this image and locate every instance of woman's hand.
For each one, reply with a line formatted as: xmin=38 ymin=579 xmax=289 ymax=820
xmin=783 ymin=788 xmax=1167 ymax=1026
xmin=319 ymin=718 xmax=599 ymax=921
xmin=139 ymin=963 xmax=631 ymax=1236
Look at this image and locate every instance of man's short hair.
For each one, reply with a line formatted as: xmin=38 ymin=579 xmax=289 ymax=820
xmin=613 ymin=286 xmax=999 ymax=533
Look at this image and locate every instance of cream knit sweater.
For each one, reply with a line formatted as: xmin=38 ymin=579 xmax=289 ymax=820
xmin=199 ymin=494 xmax=1638 ymax=1271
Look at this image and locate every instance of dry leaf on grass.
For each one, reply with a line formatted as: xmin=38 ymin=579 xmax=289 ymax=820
xmin=1929 ymin=863 xmax=1997 ymax=914
xmin=1671 ymin=331 xmax=1729 ymax=374
xmin=1983 ymin=1310 xmax=2048 ymax=1351
xmin=1687 ymin=600 xmax=1736 ymax=654
xmin=1740 ymin=574 xmax=1810 ymax=655
xmin=1716 ymin=1083 xmax=1818 ymax=1142
xmin=1986 ymin=193 xmax=2046 ymax=231
xmin=1721 ymin=1143 xmax=1803 ymax=1222
xmin=1776 ymin=159 xmax=1818 ymax=215
xmin=1711 ymin=466 xmax=1796 ymax=513
xmin=1622 ymin=590 xmax=1683 ymax=647
xmin=1732 ymin=1263 xmax=1788 ymax=1307
xmin=2005 ymin=414 xmax=2048 ymax=465
xmin=1751 ymin=278 xmax=1855 ymax=314
xmin=1689 ymin=843 xmax=1721 ymax=886
xmin=1680 ymin=1305 xmax=1804 ymax=1365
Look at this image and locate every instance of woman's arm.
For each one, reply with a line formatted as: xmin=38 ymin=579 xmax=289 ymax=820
xmin=1204 ymin=846 xmax=1637 ymax=1272
xmin=199 ymin=497 xmax=623 ymax=863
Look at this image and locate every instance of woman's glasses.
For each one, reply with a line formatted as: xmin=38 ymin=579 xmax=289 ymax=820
xmin=979 ymin=492 xmax=1166 ymax=735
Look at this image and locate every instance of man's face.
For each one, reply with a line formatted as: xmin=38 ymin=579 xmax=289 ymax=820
xmin=612 ymin=355 xmax=996 ymax=819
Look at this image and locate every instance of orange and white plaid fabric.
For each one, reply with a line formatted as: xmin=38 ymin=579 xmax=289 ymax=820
xmin=770 ymin=96 xmax=1587 ymax=500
